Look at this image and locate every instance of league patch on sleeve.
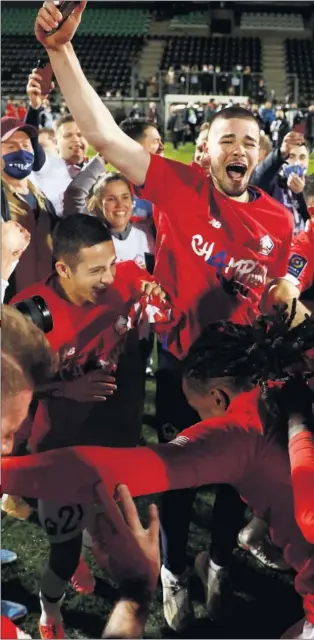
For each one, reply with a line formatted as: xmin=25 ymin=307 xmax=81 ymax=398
xmin=287 ymin=254 xmax=307 ymax=279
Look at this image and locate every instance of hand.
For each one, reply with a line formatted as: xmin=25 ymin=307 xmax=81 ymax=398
xmin=140 ymin=280 xmax=166 ymax=301
xmin=53 ymin=370 xmax=117 ymax=402
xmin=35 ymin=0 xmax=87 ymax=51
xmin=287 ymin=173 xmax=305 ymax=194
xmin=2 ymin=221 xmax=31 ymax=280
xmin=27 ymin=68 xmax=55 ymax=108
xmin=280 ymin=131 xmax=305 ymax=159
xmin=91 ymin=484 xmax=160 ymax=596
xmin=17 ymin=629 xmax=32 ymax=640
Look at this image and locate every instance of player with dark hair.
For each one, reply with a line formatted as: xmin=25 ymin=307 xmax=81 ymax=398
xmin=33 ymin=4 xmax=313 ymax=631
xmin=119 ymin=117 xmax=164 ymax=156
xmin=2 ymin=306 xmax=314 ymax=639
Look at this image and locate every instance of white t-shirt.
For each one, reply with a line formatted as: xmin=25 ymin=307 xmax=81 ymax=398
xmin=30 ymin=155 xmax=72 ymax=217
xmin=113 ymin=225 xmax=155 ymax=268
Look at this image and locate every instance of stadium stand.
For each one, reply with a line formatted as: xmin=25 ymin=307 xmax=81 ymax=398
xmin=160 ymin=36 xmax=262 ymax=72
xmin=285 ymin=39 xmax=314 ymax=103
xmin=241 ymin=11 xmax=304 ymax=32
xmin=170 ymin=11 xmax=207 ymax=27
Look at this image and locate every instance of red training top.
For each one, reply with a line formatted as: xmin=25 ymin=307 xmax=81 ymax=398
xmin=136 ymin=154 xmax=293 ymax=357
xmin=2 ymin=388 xmax=314 ymax=623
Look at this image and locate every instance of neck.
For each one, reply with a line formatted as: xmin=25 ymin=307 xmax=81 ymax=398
xmin=4 ymin=174 xmax=29 ymax=193
xmin=57 ymin=276 xmax=87 ymax=307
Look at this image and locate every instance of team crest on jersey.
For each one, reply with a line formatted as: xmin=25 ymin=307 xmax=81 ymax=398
xmin=114 ymin=315 xmax=129 ymax=336
xmin=134 ymin=254 xmax=145 ymax=267
xmin=259 ymin=235 xmax=274 ymax=256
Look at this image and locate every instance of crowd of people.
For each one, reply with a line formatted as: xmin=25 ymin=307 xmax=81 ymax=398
xmin=1 ymin=2 xmax=314 ymax=640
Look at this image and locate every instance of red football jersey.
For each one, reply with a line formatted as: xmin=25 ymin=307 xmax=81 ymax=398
xmin=286 ymin=225 xmax=314 ymax=293
xmin=11 ymin=261 xmax=154 ymax=451
xmin=136 ymin=154 xmax=293 ymax=357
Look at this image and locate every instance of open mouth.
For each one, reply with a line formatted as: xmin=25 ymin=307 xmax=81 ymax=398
xmin=226 ymin=163 xmax=247 ymax=181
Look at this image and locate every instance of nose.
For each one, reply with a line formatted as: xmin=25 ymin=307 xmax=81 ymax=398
xmin=100 ymin=270 xmax=114 ymax=287
xmin=231 ymin=143 xmax=246 ymax=157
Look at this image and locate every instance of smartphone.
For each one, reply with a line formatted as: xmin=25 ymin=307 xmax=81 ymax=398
xmin=46 ymin=1 xmax=81 ymax=36
xmin=284 ymin=164 xmax=306 ymax=179
xmin=36 ymin=59 xmax=53 ymax=96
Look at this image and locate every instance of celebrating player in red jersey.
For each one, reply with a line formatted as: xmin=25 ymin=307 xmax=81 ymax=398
xmin=2 ymin=309 xmax=314 ymax=640
xmin=10 ymin=214 xmax=170 ymax=640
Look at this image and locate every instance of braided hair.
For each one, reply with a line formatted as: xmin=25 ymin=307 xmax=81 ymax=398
xmin=183 ymin=302 xmax=314 ymax=387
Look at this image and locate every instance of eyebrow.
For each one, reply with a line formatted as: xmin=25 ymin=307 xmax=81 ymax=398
xmin=220 ymin=133 xmax=258 ymax=143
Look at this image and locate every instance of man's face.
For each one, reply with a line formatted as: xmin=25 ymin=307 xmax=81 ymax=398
xmin=56 ymin=121 xmax=88 ymax=164
xmin=102 ymin=179 xmax=133 ymax=232
xmin=206 ymin=117 xmax=260 ymax=198
xmin=287 ymin=145 xmax=309 ymax=172
xmin=38 ymin=131 xmax=59 ymax=156
xmin=2 ymin=389 xmax=32 ymax=455
xmin=141 ymin=126 xmax=164 ymax=156
xmin=57 ymin=241 xmax=117 ymax=305
xmin=2 ymin=130 xmax=33 ymax=158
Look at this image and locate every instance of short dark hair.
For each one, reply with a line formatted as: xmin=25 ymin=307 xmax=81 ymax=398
xmin=119 ymin=117 xmax=156 ymax=142
xmin=52 ymin=214 xmax=112 ymax=268
xmin=209 ymin=106 xmax=260 ymax=132
xmin=55 ymin=114 xmax=75 ymax=132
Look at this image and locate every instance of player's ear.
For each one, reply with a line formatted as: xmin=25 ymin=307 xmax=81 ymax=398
xmin=210 ymin=388 xmax=230 ymax=411
xmin=55 ymin=260 xmax=70 ymax=279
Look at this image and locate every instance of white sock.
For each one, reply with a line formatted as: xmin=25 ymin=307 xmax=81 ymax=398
xmin=209 ymin=559 xmax=224 ymax=572
xmin=39 ymin=591 xmax=63 ymax=625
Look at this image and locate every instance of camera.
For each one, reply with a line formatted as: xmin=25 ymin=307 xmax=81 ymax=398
xmin=13 ymin=296 xmax=53 ymax=334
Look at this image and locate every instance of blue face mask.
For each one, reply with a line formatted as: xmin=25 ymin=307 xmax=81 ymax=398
xmin=3 ymin=149 xmax=34 ymax=179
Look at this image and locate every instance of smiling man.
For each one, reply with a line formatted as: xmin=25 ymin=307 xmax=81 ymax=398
xmin=33 ymin=2 xmax=312 ymax=633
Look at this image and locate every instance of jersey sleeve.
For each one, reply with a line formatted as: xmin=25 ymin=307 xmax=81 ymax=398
xmin=285 ymin=233 xmax=314 ymax=293
xmin=135 ymin=154 xmax=200 ymax=216
xmin=1 ymin=423 xmax=253 ymax=503
xmin=288 ymin=430 xmax=314 ymax=544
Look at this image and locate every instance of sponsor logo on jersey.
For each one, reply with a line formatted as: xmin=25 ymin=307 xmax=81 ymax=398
xmin=259 ymin=235 xmax=274 ymax=256
xmin=209 ymin=218 xmax=222 ymax=229
xmin=114 ymin=315 xmax=129 ymax=336
xmin=171 ymin=435 xmax=190 ymax=447
xmin=287 ymin=253 xmax=307 ymax=279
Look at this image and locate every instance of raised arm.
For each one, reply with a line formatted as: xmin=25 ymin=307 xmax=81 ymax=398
xmin=35 ymin=2 xmax=150 ymax=185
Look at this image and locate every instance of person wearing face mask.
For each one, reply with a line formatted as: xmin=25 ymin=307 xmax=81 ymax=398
xmin=1 ymin=117 xmax=58 ymax=302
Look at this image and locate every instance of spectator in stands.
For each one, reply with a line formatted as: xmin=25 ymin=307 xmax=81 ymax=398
xmin=305 ymin=104 xmax=314 ymax=152
xmin=167 ymin=105 xmax=185 ymax=150
xmin=203 ymin=99 xmax=217 ymax=124
xmin=17 ymin=101 xmax=27 ymax=122
xmin=243 ymin=65 xmax=252 ymax=97
xmin=5 ymin=97 xmax=17 ymax=119
xmin=39 ymin=99 xmax=55 ymax=130
xmin=184 ymin=103 xmax=197 ymax=144
xmin=260 ymin=101 xmax=275 ymax=136
xmin=1 ymin=117 xmax=57 ymax=301
xmin=190 ymin=66 xmax=200 ymax=94
xmin=270 ymin=109 xmax=290 ymax=149
xmin=148 ymin=102 xmax=161 ymax=131
xmin=38 ymin=128 xmax=58 ymax=156
xmin=256 ymin=78 xmax=267 ymax=105
xmin=165 ymin=66 xmax=176 ymax=94
xmin=201 ymin=64 xmax=214 ymax=95
xmin=251 ymin=131 xmax=310 ymax=234
xmin=286 ymin=102 xmax=303 ymax=130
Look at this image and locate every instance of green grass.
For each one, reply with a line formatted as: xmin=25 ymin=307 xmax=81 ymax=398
xmin=3 ymin=142 xmax=312 ymax=639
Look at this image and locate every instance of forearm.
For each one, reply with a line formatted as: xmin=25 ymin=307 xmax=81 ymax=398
xmin=63 ymin=155 xmax=105 ymax=216
xmin=47 ymin=44 xmax=148 ymax=183
xmin=288 ymin=428 xmax=314 ymax=544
